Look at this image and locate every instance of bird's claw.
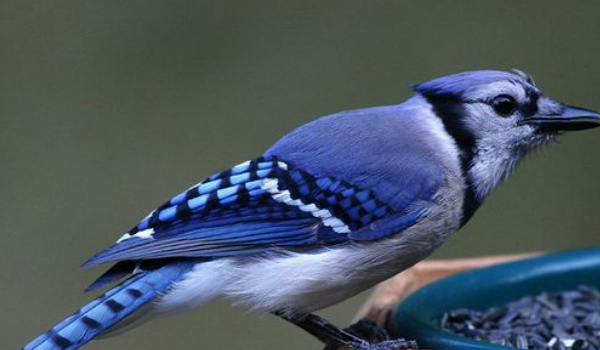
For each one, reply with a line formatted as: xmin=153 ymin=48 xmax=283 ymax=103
xmin=322 ymin=318 xmax=418 ymax=350
xmin=343 ymin=319 xmax=391 ymax=343
xmin=347 ymin=338 xmax=419 ymax=350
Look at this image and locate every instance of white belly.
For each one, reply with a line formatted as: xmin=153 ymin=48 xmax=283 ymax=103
xmin=157 ymin=187 xmax=463 ymax=318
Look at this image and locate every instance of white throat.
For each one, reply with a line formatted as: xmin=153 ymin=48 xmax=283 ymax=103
xmin=468 ymin=142 xmax=521 ymax=201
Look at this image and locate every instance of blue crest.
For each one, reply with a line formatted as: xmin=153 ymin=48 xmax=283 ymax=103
xmin=412 ymin=69 xmax=535 ymax=99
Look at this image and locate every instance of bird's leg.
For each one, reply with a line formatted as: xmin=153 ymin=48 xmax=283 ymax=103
xmin=276 ymin=312 xmax=418 ymax=350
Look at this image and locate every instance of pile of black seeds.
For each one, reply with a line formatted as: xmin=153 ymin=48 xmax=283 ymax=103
xmin=441 ymin=286 xmax=600 ymax=350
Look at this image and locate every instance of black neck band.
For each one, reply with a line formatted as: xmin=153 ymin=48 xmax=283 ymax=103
xmin=423 ymin=94 xmax=482 ymax=226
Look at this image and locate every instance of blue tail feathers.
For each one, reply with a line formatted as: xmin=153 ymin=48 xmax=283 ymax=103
xmin=23 ymin=261 xmax=195 ymax=350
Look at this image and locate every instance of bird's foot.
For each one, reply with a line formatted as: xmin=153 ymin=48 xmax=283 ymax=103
xmin=276 ymin=312 xmax=417 ymax=350
xmin=324 ymin=319 xmax=418 ymax=350
xmin=343 ymin=319 xmax=393 ymax=343
xmin=346 ymin=338 xmax=418 ymax=350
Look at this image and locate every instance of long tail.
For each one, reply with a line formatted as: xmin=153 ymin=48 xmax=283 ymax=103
xmin=22 ymin=261 xmax=195 ymax=350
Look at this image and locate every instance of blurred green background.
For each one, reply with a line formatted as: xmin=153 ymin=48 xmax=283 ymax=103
xmin=2 ymin=1 xmax=600 ymax=349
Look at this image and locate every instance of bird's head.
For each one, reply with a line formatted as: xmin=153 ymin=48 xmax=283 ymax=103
xmin=413 ymin=69 xmax=600 ymax=215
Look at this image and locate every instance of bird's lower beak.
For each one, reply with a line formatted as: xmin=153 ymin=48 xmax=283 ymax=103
xmin=521 ymin=105 xmax=600 ymax=132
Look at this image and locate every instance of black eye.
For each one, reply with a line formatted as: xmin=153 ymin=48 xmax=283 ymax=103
xmin=491 ymin=95 xmax=518 ymax=116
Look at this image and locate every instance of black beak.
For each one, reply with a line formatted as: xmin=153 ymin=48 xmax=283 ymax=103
xmin=521 ymin=105 xmax=600 ymax=132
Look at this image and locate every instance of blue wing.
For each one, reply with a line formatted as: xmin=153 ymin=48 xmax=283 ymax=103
xmin=83 ymin=155 xmax=438 ymax=268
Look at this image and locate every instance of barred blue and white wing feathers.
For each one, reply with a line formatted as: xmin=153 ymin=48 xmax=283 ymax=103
xmin=23 ymin=261 xmax=196 ymax=350
xmin=83 ymin=155 xmax=435 ymax=268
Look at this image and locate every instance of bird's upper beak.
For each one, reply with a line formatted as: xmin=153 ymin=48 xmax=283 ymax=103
xmin=521 ymin=104 xmax=600 ymax=132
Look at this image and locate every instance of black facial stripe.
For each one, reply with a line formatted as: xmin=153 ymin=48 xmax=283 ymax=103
xmin=425 ymin=95 xmax=482 ymax=225
xmin=521 ymin=91 xmax=540 ymax=117
xmin=521 ymin=102 xmax=539 ymax=117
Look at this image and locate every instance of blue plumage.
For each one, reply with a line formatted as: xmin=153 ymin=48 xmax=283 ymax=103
xmin=264 ymin=104 xmax=447 ymax=212
xmin=83 ymin=153 xmax=434 ymax=267
xmin=25 ymin=261 xmax=196 ymax=350
xmin=412 ymin=70 xmax=539 ymax=101
xmin=132 ymin=157 xmax=280 ymax=234
xmin=23 ymin=70 xmax=599 ymax=350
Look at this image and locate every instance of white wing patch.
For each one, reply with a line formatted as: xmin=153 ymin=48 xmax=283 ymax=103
xmin=261 ymin=177 xmax=351 ymax=234
xmin=116 ymin=228 xmax=155 ymax=243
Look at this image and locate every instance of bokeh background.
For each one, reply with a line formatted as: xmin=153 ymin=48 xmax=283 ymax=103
xmin=2 ymin=1 xmax=600 ymax=349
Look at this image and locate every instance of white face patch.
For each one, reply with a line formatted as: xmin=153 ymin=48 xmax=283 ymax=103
xmin=261 ymin=175 xmax=351 ymax=234
xmin=450 ymin=80 xmax=551 ymax=201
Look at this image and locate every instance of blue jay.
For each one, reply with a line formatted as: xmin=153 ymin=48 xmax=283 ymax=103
xmin=22 ymin=70 xmax=600 ymax=350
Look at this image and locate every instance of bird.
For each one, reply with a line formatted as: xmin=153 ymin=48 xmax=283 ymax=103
xmin=22 ymin=69 xmax=600 ymax=350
